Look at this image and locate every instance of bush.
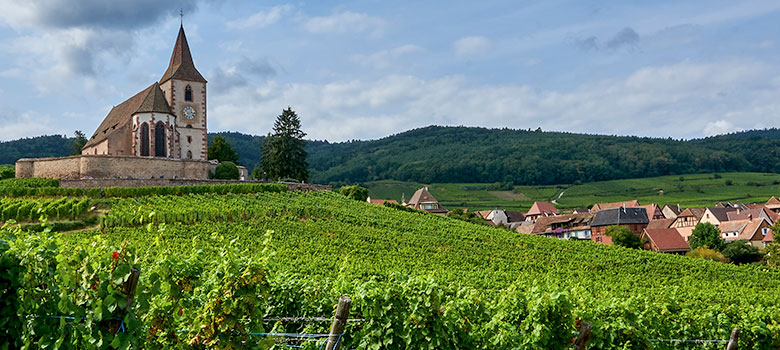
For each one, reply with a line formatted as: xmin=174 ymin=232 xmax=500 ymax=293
xmin=338 ymin=185 xmax=368 ymax=201
xmin=0 ymin=165 xmax=13 ymax=180
xmin=214 ymin=161 xmax=240 ymax=180
xmin=605 ymin=225 xmax=642 ymax=249
xmin=713 ymin=173 xmax=722 ymax=179
xmin=722 ymin=240 xmax=761 ymax=264
xmin=725 ymin=179 xmax=734 ymax=186
xmin=686 ymin=246 xmax=729 ymax=263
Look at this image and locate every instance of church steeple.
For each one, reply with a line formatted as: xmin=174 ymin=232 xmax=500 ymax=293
xmin=160 ymin=25 xmax=207 ymax=84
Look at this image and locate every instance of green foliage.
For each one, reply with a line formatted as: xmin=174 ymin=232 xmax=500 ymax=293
xmin=261 ymin=107 xmax=309 ymax=182
xmin=721 ymin=240 xmax=762 ymax=265
xmin=338 ymin=185 xmax=368 ymax=201
xmin=447 ymin=209 xmax=489 ymax=225
xmin=686 ymin=246 xmax=729 ymax=263
xmin=71 ymin=130 xmax=88 ymax=155
xmin=689 ymin=222 xmax=725 ymax=251
xmin=0 ymin=197 xmax=90 ymax=222
xmin=207 ymin=134 xmax=240 ymax=164
xmin=763 ymin=242 xmax=780 ymax=267
xmin=605 ymin=225 xmax=642 ymax=249
xmin=214 ymin=161 xmax=240 ymax=180
xmin=0 ymin=164 xmax=13 ymax=179
xmin=0 ymin=180 xmax=286 ymax=198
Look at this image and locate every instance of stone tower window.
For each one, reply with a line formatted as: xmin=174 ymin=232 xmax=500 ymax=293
xmin=187 ymin=150 xmax=192 ymax=159
xmin=185 ymin=85 xmax=193 ymax=102
xmin=187 ymin=136 xmax=192 ymax=143
xmin=140 ymin=123 xmax=150 ymax=156
xmin=154 ymin=122 xmax=166 ymax=157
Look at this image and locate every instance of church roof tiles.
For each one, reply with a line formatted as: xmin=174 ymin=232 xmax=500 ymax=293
xmin=84 ymin=83 xmax=172 ymax=148
xmin=160 ymin=25 xmax=207 ymax=84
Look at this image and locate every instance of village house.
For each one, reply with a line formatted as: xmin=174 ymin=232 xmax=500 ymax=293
xmin=525 ymin=213 xmax=593 ymax=240
xmin=661 ymin=204 xmax=682 ymax=219
xmin=719 ymin=216 xmax=772 ymax=248
xmin=765 ymin=196 xmax=780 ymax=214
xmin=670 ymin=208 xmax=706 ymax=242
xmin=699 ymin=207 xmax=736 ymax=227
xmin=524 ymin=201 xmax=558 ymax=222
xmin=366 ymin=196 xmax=398 ymax=206
xmin=763 ymin=231 xmax=774 ymax=248
xmin=641 ymin=228 xmax=690 ymax=254
xmin=639 ymin=204 xmax=665 ymax=220
xmin=404 ymin=187 xmax=448 ymax=214
xmin=590 ymin=207 xmax=650 ymax=245
xmin=727 ymin=207 xmax=776 ymax=224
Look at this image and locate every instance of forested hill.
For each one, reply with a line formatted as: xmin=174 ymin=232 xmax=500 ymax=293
xmin=304 ymin=126 xmax=780 ymax=185
xmin=4 ymin=126 xmax=780 ymax=186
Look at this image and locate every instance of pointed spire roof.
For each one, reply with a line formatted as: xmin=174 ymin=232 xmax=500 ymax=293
xmin=160 ymin=25 xmax=206 ymax=84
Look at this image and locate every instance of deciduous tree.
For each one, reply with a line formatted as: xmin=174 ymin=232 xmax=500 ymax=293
xmin=689 ymin=222 xmax=724 ymax=251
xmin=605 ymin=225 xmax=642 ymax=249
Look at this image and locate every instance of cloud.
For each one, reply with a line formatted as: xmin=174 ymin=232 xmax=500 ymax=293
xmin=605 ymin=27 xmax=640 ymax=50
xmin=572 ymin=27 xmax=640 ymax=52
xmin=703 ymin=120 xmax=743 ymax=136
xmin=209 ymin=57 xmax=277 ymax=93
xmin=0 ymin=0 xmax=200 ymax=30
xmin=0 ymin=110 xmax=64 ymax=141
xmin=226 ymin=5 xmax=293 ymax=29
xmin=208 ymin=60 xmax=780 ymax=141
xmin=453 ymin=36 xmax=492 ymax=56
xmin=350 ymin=45 xmax=424 ymax=69
xmin=303 ymin=11 xmax=385 ymax=36
xmin=575 ymin=36 xmax=599 ymax=51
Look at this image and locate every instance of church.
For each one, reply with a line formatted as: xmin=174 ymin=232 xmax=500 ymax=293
xmin=82 ymin=25 xmax=207 ymax=161
xmin=16 ymin=26 xmax=247 ymax=180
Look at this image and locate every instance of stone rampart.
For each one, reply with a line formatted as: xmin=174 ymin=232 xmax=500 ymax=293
xmin=16 ymin=155 xmax=211 ymax=180
xmin=60 ymin=178 xmax=331 ymax=192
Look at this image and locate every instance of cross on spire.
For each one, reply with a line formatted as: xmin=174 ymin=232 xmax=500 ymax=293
xmin=179 ymin=8 xmax=183 ymax=26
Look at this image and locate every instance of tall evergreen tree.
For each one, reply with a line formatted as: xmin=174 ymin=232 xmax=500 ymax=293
xmin=207 ymin=134 xmax=240 ymax=164
xmin=261 ymin=107 xmax=309 ymax=182
xmin=71 ymin=131 xmax=87 ymax=155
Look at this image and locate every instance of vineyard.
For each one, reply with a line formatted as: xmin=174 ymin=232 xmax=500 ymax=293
xmin=2 ymin=188 xmax=780 ymax=348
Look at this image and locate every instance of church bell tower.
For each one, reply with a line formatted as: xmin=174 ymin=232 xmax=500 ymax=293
xmin=159 ymin=25 xmax=208 ymax=160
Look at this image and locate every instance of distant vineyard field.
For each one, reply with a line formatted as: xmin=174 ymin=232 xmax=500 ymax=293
xmin=364 ymin=172 xmax=780 ymax=211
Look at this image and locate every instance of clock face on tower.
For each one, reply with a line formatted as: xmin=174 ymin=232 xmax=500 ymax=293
xmin=182 ymin=106 xmax=196 ymax=120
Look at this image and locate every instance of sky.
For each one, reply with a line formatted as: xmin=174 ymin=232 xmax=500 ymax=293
xmin=0 ymin=0 xmax=779 ymax=142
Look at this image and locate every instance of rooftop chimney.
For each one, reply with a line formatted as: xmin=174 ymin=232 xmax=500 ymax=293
xmin=748 ymin=214 xmax=753 ymax=222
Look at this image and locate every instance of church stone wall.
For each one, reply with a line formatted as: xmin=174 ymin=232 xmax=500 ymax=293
xmin=15 ymin=155 xmax=212 ymax=180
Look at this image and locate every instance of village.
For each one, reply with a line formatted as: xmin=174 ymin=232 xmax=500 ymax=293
xmin=368 ymin=186 xmax=778 ymax=255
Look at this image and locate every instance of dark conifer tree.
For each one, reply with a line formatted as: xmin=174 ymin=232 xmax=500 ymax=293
xmin=261 ymin=107 xmax=309 ymax=182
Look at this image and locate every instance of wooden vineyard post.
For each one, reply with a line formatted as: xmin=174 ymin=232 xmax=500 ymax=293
xmin=325 ymin=296 xmax=352 ymax=350
xmin=726 ymin=328 xmax=739 ymax=350
xmin=574 ymin=322 xmax=593 ymax=350
xmin=122 ymin=268 xmax=140 ymax=305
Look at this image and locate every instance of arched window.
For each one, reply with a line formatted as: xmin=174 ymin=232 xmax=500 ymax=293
xmin=154 ymin=122 xmax=166 ymax=157
xmin=140 ymin=123 xmax=150 ymax=156
xmin=185 ymin=85 xmax=193 ymax=102
xmin=187 ymin=150 xmax=192 ymax=159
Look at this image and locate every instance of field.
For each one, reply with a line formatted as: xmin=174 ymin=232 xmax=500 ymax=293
xmin=2 ymin=179 xmax=780 ymax=348
xmin=364 ymin=172 xmax=780 ymax=211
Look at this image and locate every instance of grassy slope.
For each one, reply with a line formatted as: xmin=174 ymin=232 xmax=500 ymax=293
xmin=364 ymin=172 xmax=780 ymax=211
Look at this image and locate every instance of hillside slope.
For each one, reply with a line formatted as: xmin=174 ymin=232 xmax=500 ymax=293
xmin=56 ymin=189 xmax=780 ymax=347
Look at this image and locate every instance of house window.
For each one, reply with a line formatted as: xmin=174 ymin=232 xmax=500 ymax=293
xmin=763 ymin=228 xmax=770 ymax=236
xmin=140 ymin=123 xmax=150 ymax=156
xmin=596 ymin=237 xmax=602 ymax=242
xmin=185 ymin=85 xmax=193 ymax=102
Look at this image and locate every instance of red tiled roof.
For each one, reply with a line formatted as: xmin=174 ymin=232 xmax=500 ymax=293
xmin=646 ymin=218 xmax=675 ymax=230
xmin=764 ymin=231 xmax=774 ymax=242
xmin=527 ymin=201 xmax=558 ymax=216
xmin=644 ymin=228 xmax=689 ymax=252
xmin=590 ymin=200 xmax=640 ymax=213
xmin=766 ymin=196 xmax=780 ymax=209
xmin=369 ymin=199 xmax=397 ymax=205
